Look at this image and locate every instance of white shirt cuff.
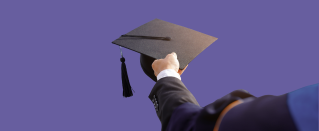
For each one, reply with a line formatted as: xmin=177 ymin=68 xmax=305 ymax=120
xmin=157 ymin=69 xmax=181 ymax=81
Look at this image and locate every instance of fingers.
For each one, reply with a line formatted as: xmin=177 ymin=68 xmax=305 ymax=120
xmin=171 ymin=52 xmax=177 ymax=58
xmin=152 ymin=59 xmax=159 ymax=69
xmin=152 ymin=52 xmax=180 ymax=77
xmin=152 ymin=59 xmax=159 ymax=76
xmin=165 ymin=52 xmax=177 ymax=60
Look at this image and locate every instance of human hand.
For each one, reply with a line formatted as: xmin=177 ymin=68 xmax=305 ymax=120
xmin=152 ymin=52 xmax=188 ymax=77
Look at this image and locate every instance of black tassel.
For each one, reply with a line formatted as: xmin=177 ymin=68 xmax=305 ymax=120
xmin=120 ymin=56 xmax=134 ymax=97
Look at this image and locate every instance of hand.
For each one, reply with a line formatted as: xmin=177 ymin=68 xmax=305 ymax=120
xmin=152 ymin=52 xmax=188 ymax=77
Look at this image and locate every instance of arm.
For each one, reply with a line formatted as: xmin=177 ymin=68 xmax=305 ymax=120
xmin=149 ymin=75 xmax=256 ymax=131
xmin=149 ymin=52 xmax=256 ymax=131
xmin=150 ymin=52 xmax=199 ymax=131
xmin=149 ymin=52 xmax=254 ymax=131
xmin=149 ymin=53 xmax=310 ymax=131
xmin=218 ymin=84 xmax=318 ymax=131
xmin=148 ymin=77 xmax=199 ymax=131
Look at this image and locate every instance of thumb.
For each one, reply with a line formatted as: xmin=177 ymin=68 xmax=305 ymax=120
xmin=171 ymin=52 xmax=177 ymax=58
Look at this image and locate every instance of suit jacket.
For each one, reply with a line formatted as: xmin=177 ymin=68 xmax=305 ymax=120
xmin=149 ymin=77 xmax=318 ymax=131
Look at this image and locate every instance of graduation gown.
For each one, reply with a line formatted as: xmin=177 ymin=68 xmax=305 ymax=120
xmin=148 ymin=77 xmax=318 ymax=131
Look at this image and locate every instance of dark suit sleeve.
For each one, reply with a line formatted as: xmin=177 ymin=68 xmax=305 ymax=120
xmin=149 ymin=76 xmax=301 ymax=131
xmin=149 ymin=77 xmax=257 ymax=131
xmin=218 ymin=94 xmax=298 ymax=131
xmin=148 ymin=77 xmax=200 ymax=131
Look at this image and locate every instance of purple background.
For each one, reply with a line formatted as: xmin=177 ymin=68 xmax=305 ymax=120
xmin=1 ymin=1 xmax=318 ymax=130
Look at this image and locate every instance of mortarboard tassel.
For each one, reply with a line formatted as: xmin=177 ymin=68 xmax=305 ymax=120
xmin=120 ymin=46 xmax=134 ymax=97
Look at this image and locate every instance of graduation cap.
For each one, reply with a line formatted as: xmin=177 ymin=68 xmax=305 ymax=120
xmin=112 ymin=19 xmax=218 ymax=97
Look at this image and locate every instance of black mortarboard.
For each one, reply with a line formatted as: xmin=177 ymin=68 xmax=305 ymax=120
xmin=112 ymin=18 xmax=218 ymax=97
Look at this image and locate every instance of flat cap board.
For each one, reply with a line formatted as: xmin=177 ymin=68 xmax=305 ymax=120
xmin=112 ymin=18 xmax=218 ymax=70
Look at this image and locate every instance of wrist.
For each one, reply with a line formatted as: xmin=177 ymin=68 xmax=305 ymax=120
xmin=160 ymin=66 xmax=178 ymax=73
xmin=155 ymin=67 xmax=178 ymax=77
xmin=157 ymin=69 xmax=181 ymax=81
